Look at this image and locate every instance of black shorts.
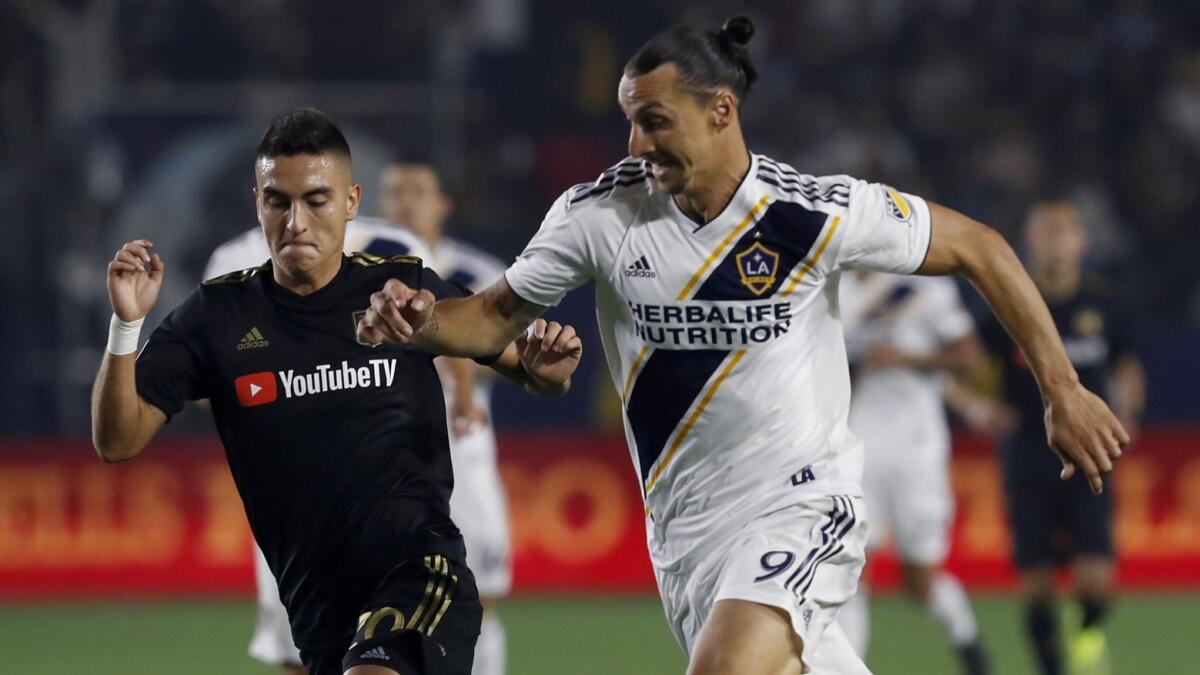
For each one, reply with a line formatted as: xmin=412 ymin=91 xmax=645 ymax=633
xmin=301 ymin=553 xmax=482 ymax=675
xmin=1001 ymin=434 xmax=1115 ymax=569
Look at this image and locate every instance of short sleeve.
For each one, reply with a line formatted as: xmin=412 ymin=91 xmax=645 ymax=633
xmin=504 ymin=191 xmax=594 ymax=307
xmin=135 ymin=289 xmax=211 ymax=420
xmin=835 ymin=180 xmax=933 ymax=274
xmin=926 ymin=278 xmax=975 ymax=343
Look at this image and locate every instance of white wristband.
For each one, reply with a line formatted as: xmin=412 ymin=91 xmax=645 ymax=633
xmin=107 ymin=314 xmax=145 ymax=356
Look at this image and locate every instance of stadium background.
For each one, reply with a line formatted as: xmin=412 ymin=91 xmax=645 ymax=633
xmin=1 ymin=1 xmax=1198 ymax=672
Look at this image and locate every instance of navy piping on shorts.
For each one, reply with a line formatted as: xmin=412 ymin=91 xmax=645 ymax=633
xmin=783 ymin=495 xmax=857 ymax=602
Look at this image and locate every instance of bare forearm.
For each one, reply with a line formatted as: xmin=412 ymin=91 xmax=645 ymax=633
xmin=969 ymin=242 xmax=1075 ymax=398
xmin=921 ymin=207 xmax=1077 ymax=401
xmin=91 ymin=353 xmax=161 ymax=461
xmin=415 ymin=295 xmax=520 ymax=357
xmin=415 ymin=280 xmax=546 ymax=358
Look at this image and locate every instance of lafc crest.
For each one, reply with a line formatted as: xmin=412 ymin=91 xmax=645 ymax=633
xmin=736 ymin=242 xmax=780 ymax=296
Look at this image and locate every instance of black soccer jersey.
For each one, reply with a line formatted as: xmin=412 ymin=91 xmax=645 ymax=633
xmin=135 ymin=253 xmax=467 ymax=650
xmin=981 ymin=279 xmax=1133 ymax=447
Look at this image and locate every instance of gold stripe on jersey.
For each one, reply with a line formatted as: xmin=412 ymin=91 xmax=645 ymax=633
xmin=779 ymin=215 xmax=841 ymax=298
xmin=622 ymin=346 xmax=652 ymax=403
xmin=644 ymin=348 xmax=747 ymax=494
xmin=676 ymin=195 xmax=771 ymax=300
xmin=348 ymin=251 xmax=422 ymax=267
xmin=202 ymin=264 xmax=266 ymax=286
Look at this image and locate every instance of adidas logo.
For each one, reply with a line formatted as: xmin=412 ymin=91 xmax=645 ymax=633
xmin=624 ymin=255 xmax=657 ymax=278
xmin=361 ymin=646 xmax=390 ymax=661
xmin=237 ymin=327 xmax=271 ymax=351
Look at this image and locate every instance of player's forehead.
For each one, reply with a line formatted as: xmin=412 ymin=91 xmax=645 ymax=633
xmin=618 ymin=63 xmax=689 ymax=116
xmin=256 ymin=153 xmax=350 ymax=192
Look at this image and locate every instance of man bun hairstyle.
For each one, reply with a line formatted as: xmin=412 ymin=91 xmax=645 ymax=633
xmin=625 ymin=15 xmax=759 ymax=105
xmin=256 ymin=107 xmax=351 ymax=161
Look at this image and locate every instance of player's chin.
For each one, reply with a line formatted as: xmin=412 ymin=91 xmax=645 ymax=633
xmin=651 ymin=170 xmax=686 ymax=194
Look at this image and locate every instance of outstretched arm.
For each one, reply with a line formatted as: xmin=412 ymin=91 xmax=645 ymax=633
xmin=357 ymin=277 xmax=548 ymax=358
xmin=917 ymin=203 xmax=1129 ymax=493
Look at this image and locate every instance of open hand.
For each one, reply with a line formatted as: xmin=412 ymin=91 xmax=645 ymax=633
xmin=1044 ymin=383 xmax=1130 ymax=494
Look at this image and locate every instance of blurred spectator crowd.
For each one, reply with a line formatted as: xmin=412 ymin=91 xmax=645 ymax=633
xmin=2 ymin=0 xmax=1197 ymax=431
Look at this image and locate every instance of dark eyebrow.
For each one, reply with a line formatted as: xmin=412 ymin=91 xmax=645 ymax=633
xmin=261 ymin=186 xmax=334 ymax=199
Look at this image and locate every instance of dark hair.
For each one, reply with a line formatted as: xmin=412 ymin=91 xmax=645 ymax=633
xmin=256 ymin=107 xmax=351 ymax=161
xmin=625 ymin=16 xmax=758 ymax=105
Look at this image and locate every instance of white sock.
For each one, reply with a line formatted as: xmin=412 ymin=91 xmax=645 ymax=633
xmin=925 ymin=572 xmax=978 ymax=646
xmin=472 ymin=609 xmax=506 ymax=675
xmin=839 ymin=585 xmax=871 ymax=658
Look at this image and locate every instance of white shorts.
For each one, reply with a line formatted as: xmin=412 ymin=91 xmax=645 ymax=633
xmin=248 ymin=544 xmax=302 ymax=666
xmin=656 ymin=495 xmax=872 ymax=674
xmin=448 ymin=423 xmax=512 ymax=599
xmin=859 ymin=439 xmax=954 ymax=565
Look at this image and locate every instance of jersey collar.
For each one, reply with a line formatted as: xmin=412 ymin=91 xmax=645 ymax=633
xmin=262 ymin=255 xmax=353 ymax=312
xmin=668 ymin=153 xmax=761 ymax=235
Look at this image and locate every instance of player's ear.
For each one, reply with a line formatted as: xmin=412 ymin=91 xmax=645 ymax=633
xmin=710 ymin=91 xmax=737 ymax=131
xmin=439 ymin=192 xmax=454 ymax=221
xmin=346 ymin=183 xmax=362 ymax=220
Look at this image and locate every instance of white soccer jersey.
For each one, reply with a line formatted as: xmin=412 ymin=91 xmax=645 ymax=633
xmin=203 ymin=217 xmax=431 ymax=280
xmin=841 ymin=272 xmax=974 ymax=458
xmin=505 ymin=154 xmax=933 ymax=570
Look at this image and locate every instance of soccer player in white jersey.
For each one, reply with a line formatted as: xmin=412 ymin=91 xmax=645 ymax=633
xmin=204 ymin=218 xmax=430 ymax=675
xmin=837 ymin=272 xmax=990 ymax=674
xmin=355 ymin=16 xmax=1128 ymax=675
xmin=378 ymin=161 xmax=512 ymax=675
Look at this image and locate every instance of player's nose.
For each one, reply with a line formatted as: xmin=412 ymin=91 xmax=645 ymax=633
xmin=285 ymin=203 xmax=310 ymax=234
xmin=628 ymin=124 xmax=654 ymax=159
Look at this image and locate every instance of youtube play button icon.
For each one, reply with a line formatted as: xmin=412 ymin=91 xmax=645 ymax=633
xmin=235 ymin=371 xmax=278 ymax=407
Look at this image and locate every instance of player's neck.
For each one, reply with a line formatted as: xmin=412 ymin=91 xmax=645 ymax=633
xmin=673 ymin=145 xmax=751 ymax=224
xmin=272 ymin=255 xmax=343 ymax=296
xmin=1033 ymin=263 xmax=1081 ymax=302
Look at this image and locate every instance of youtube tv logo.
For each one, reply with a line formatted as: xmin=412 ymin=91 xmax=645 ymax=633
xmin=235 ymin=371 xmax=278 ymax=407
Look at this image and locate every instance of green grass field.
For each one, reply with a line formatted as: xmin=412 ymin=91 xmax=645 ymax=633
xmin=0 ymin=594 xmax=1194 ymax=674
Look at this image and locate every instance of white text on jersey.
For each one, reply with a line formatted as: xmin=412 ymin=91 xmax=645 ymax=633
xmin=279 ymin=359 xmax=397 ymax=398
xmin=628 ymin=300 xmax=794 ymax=349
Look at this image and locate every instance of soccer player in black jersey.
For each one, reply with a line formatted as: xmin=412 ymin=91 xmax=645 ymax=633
xmin=980 ymin=201 xmax=1144 ymax=675
xmin=90 ymin=108 xmax=583 ymax=675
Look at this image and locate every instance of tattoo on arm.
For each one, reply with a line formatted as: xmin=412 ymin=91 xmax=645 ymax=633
xmin=483 ymin=280 xmax=546 ymax=332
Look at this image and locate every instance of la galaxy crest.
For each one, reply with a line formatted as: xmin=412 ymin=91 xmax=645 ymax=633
xmin=736 ymin=242 xmax=780 ymax=296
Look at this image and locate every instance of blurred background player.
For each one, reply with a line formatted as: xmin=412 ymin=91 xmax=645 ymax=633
xmin=979 ymin=200 xmax=1145 ymax=675
xmin=378 ymin=160 xmax=512 ymax=675
xmin=204 ymin=206 xmax=431 ymax=675
xmin=837 ymin=271 xmax=991 ymax=675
